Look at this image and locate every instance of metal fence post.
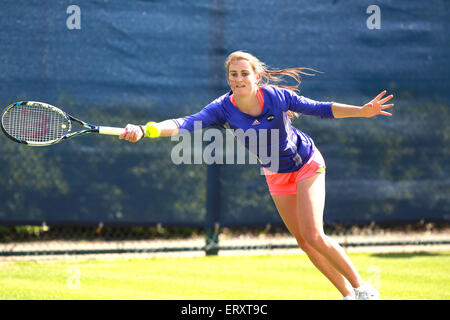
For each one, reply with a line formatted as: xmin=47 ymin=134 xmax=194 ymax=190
xmin=205 ymin=0 xmax=225 ymax=256
xmin=205 ymin=164 xmax=221 ymax=256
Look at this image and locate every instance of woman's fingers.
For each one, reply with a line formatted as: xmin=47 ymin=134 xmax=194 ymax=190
xmin=372 ymin=90 xmax=387 ymax=103
xmin=118 ymin=127 xmax=129 ymax=140
xmin=366 ymin=91 xmax=394 ymax=117
xmin=119 ymin=124 xmax=142 ymax=142
xmin=379 ymin=94 xmax=394 ymax=105
xmin=381 ymin=103 xmax=394 ymax=110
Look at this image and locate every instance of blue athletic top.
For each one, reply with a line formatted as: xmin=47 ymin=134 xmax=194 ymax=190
xmin=173 ymin=85 xmax=334 ymax=173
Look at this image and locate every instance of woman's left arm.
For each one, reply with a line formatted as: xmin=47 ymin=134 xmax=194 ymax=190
xmin=331 ymin=90 xmax=394 ymax=119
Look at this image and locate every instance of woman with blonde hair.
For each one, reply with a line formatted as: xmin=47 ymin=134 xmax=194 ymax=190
xmin=120 ymin=51 xmax=394 ymax=300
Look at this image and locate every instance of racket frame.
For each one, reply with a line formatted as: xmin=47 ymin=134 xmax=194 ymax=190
xmin=1 ymin=101 xmax=124 ymax=146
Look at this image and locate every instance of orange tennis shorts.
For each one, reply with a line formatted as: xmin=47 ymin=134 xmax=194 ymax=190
xmin=263 ymin=148 xmax=326 ymax=195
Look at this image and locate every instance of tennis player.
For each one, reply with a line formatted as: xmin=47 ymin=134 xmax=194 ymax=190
xmin=119 ymin=51 xmax=394 ymax=300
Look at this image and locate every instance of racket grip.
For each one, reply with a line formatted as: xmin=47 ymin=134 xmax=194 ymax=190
xmin=98 ymin=126 xmax=126 ymax=136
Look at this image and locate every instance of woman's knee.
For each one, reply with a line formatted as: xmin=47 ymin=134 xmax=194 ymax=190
xmin=300 ymin=230 xmax=328 ymax=251
xmin=295 ymin=234 xmax=316 ymax=254
xmin=295 ymin=236 xmax=309 ymax=251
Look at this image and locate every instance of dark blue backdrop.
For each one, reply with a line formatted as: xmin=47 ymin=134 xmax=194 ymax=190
xmin=0 ymin=0 xmax=448 ymax=226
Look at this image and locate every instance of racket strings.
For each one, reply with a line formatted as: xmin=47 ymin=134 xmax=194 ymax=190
xmin=2 ymin=104 xmax=69 ymax=143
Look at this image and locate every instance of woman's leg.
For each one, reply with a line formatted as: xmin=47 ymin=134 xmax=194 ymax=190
xmin=295 ymin=172 xmax=363 ymax=288
xmin=272 ymin=193 xmax=354 ymax=297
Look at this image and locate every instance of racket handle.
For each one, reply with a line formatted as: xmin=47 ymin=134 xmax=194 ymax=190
xmin=98 ymin=126 xmax=126 ymax=136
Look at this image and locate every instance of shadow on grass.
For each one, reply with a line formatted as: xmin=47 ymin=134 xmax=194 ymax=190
xmin=370 ymin=251 xmax=448 ymax=259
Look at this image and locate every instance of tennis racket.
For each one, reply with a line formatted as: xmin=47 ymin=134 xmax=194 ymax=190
xmin=1 ymin=101 xmax=126 ymax=146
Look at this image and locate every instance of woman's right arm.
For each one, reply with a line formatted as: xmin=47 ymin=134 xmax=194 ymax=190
xmin=120 ymin=98 xmax=226 ymax=143
xmin=119 ymin=119 xmax=179 ymax=142
xmin=150 ymin=120 xmax=179 ymax=137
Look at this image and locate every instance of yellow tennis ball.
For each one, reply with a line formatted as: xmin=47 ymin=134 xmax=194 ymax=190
xmin=61 ymin=124 xmax=67 ymax=129
xmin=145 ymin=121 xmax=161 ymax=138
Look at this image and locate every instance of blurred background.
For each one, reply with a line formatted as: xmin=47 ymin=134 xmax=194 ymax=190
xmin=0 ymin=0 xmax=448 ymax=256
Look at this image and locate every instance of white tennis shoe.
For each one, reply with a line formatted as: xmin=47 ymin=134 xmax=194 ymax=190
xmin=354 ymin=282 xmax=380 ymax=300
xmin=342 ymin=294 xmax=356 ymax=300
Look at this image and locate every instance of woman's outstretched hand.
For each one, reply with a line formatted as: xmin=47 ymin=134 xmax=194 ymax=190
xmin=119 ymin=124 xmax=145 ymax=142
xmin=361 ymin=90 xmax=394 ymax=118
